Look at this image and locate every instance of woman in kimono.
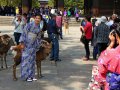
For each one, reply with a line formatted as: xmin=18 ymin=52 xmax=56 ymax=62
xmin=97 ymin=27 xmax=120 ymax=90
xmin=19 ymin=14 xmax=43 ymax=82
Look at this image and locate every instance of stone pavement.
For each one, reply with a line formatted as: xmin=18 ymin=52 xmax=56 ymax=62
xmin=0 ymin=26 xmax=97 ymax=90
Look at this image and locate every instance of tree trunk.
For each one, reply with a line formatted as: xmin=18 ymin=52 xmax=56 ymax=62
xmin=22 ymin=0 xmax=32 ymax=14
xmin=54 ymin=0 xmax=64 ymax=11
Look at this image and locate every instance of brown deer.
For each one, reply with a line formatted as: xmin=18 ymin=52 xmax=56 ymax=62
xmin=12 ymin=38 xmax=52 ymax=80
xmin=0 ymin=34 xmax=15 ymax=69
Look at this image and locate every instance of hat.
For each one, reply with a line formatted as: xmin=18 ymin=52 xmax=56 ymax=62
xmin=100 ymin=16 xmax=107 ymax=22
xmin=95 ymin=19 xmax=101 ymax=26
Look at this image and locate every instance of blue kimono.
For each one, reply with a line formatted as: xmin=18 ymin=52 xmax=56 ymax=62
xmin=106 ymin=73 xmax=120 ymax=90
xmin=19 ymin=22 xmax=42 ymax=80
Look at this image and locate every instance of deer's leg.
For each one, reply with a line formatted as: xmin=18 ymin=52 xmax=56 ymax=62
xmin=36 ymin=61 xmax=43 ymax=78
xmin=36 ymin=61 xmax=40 ymax=79
xmin=13 ymin=64 xmax=17 ymax=81
xmin=13 ymin=59 xmax=21 ymax=81
xmin=4 ymin=54 xmax=7 ymax=69
xmin=1 ymin=56 xmax=3 ymax=68
xmin=39 ymin=61 xmax=44 ymax=78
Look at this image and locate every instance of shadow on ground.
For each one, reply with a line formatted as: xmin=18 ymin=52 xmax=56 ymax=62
xmin=0 ymin=26 xmax=97 ymax=90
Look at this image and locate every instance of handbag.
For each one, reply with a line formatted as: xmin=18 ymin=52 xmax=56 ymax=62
xmin=80 ymin=34 xmax=86 ymax=44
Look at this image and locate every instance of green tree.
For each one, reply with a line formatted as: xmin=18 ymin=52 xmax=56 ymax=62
xmin=48 ymin=0 xmax=54 ymax=7
xmin=0 ymin=0 xmax=21 ymax=6
xmin=32 ymin=0 xmax=40 ymax=8
xmin=0 ymin=0 xmax=40 ymax=7
xmin=48 ymin=0 xmax=84 ymax=9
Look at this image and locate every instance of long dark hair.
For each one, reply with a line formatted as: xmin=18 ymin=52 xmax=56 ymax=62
xmin=110 ymin=25 xmax=120 ymax=48
xmin=110 ymin=30 xmax=118 ymax=48
xmin=115 ymin=24 xmax=120 ymax=37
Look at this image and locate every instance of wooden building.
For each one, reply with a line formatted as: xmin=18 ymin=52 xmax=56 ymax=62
xmin=38 ymin=0 xmax=48 ymax=7
xmin=54 ymin=0 xmax=64 ymax=11
xmin=22 ymin=0 xmax=32 ymax=14
xmin=84 ymin=0 xmax=120 ymax=16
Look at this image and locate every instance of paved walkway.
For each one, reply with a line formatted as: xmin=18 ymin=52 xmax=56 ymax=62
xmin=0 ymin=26 xmax=97 ymax=90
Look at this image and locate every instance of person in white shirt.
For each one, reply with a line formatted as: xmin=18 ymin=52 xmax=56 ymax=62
xmin=106 ymin=17 xmax=113 ymax=28
xmin=12 ymin=14 xmax=24 ymax=45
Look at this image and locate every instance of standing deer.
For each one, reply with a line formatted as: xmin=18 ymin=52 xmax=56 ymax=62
xmin=12 ymin=38 xmax=52 ymax=80
xmin=0 ymin=34 xmax=15 ymax=69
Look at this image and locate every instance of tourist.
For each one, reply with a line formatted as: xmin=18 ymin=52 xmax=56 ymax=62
xmin=19 ymin=14 xmax=42 ymax=82
xmin=12 ymin=14 xmax=23 ymax=45
xmin=80 ymin=15 xmax=92 ymax=60
xmin=56 ymin=12 xmax=63 ymax=39
xmin=47 ymin=14 xmax=61 ymax=62
xmin=97 ymin=27 xmax=120 ymax=90
xmin=95 ymin=16 xmax=110 ymax=56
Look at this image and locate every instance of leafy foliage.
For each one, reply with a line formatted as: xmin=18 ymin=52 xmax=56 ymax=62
xmin=0 ymin=0 xmax=21 ymax=6
xmin=0 ymin=0 xmax=40 ymax=7
xmin=48 ymin=0 xmax=84 ymax=9
xmin=0 ymin=0 xmax=84 ymax=9
xmin=48 ymin=0 xmax=54 ymax=7
xmin=32 ymin=0 xmax=40 ymax=8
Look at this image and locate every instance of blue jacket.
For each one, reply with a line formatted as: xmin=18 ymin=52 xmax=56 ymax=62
xmin=47 ymin=19 xmax=58 ymax=34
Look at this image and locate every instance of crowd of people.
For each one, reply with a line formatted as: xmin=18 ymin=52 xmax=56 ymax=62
xmin=8 ymin=6 xmax=120 ymax=88
xmin=11 ymin=7 xmax=70 ymax=82
xmin=0 ymin=6 xmax=16 ymax=16
xmin=0 ymin=6 xmax=82 ymax=21
xmin=80 ymin=14 xmax=120 ymax=61
xmin=1 ymin=5 xmax=120 ymax=89
xmin=79 ymin=14 xmax=120 ymax=90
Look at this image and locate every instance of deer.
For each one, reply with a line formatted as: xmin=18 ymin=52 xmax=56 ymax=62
xmin=11 ymin=38 xmax=52 ymax=80
xmin=0 ymin=34 xmax=15 ymax=69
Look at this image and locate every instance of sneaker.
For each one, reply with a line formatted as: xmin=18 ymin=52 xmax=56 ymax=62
xmin=27 ymin=78 xmax=33 ymax=82
xmin=55 ymin=59 xmax=61 ymax=62
xmin=60 ymin=37 xmax=63 ymax=39
xmin=50 ymin=61 xmax=57 ymax=65
xmin=32 ymin=78 xmax=37 ymax=81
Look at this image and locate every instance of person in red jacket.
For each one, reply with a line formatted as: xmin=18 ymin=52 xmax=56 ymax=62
xmin=80 ymin=15 xmax=93 ymax=60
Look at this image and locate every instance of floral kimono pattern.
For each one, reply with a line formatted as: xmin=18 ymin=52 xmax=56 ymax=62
xmin=88 ymin=45 xmax=120 ymax=90
xmin=19 ymin=22 xmax=42 ymax=80
xmin=97 ymin=45 xmax=120 ymax=90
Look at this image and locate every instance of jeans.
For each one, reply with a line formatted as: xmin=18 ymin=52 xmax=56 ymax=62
xmin=48 ymin=33 xmax=59 ymax=61
xmin=84 ymin=39 xmax=91 ymax=59
xmin=93 ymin=45 xmax=98 ymax=59
xmin=14 ymin=32 xmax=21 ymax=45
xmin=58 ymin=27 xmax=63 ymax=39
xmin=97 ymin=43 xmax=108 ymax=56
